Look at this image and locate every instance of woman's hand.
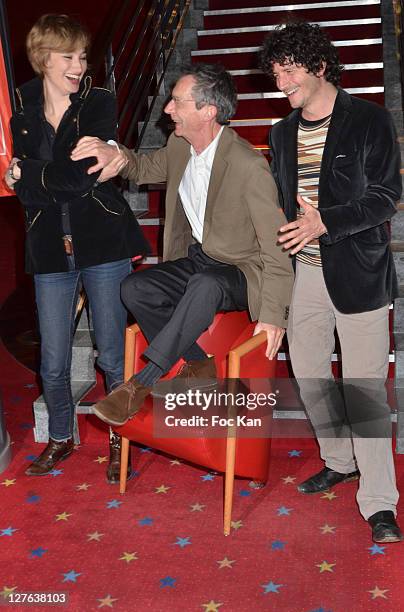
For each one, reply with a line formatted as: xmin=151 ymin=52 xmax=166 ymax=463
xmin=4 ymin=157 xmax=21 ymax=190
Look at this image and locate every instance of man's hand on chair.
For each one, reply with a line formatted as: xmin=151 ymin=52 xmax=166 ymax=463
xmin=254 ymin=322 xmax=285 ymax=360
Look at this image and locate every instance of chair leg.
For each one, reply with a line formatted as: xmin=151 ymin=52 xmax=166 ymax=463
xmin=223 ymin=436 xmax=236 ymax=536
xmin=119 ymin=437 xmax=130 ymax=495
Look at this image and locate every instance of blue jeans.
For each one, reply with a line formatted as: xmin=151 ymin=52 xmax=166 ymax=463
xmin=34 ymin=259 xmax=132 ymax=441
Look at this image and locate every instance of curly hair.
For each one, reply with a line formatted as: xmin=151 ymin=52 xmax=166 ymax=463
xmin=260 ymin=22 xmax=344 ymax=86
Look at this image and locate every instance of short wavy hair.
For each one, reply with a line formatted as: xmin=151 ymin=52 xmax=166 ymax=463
xmin=260 ymin=21 xmax=343 ymax=86
xmin=26 ymin=14 xmax=90 ymax=76
xmin=181 ymin=63 xmax=237 ymax=124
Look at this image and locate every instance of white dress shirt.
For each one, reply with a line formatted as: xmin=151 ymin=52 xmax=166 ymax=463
xmin=178 ymin=126 xmax=224 ymax=243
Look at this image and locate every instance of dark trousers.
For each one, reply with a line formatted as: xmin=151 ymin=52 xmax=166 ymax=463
xmin=121 ymin=244 xmax=248 ymax=371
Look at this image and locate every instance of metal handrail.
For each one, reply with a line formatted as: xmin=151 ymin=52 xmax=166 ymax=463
xmin=393 ymin=0 xmax=404 ymax=121
xmin=98 ymin=0 xmax=191 ymax=149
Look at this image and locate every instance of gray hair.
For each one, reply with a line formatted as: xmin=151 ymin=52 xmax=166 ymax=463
xmin=180 ymin=63 xmax=237 ymax=124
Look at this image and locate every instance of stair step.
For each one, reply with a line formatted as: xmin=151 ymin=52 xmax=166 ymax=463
xmin=392 ymin=242 xmax=404 ymax=252
xmin=204 ymin=1 xmax=380 ymax=29
xmin=192 ymin=39 xmax=383 ymax=68
xmin=197 ymin=20 xmax=381 ymax=51
xmin=209 ymin=0 xmax=378 ymax=8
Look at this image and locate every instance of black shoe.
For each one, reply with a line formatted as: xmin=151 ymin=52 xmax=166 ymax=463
xmin=297 ymin=466 xmax=360 ymax=494
xmin=368 ymin=511 xmax=403 ymax=543
xmin=106 ymin=430 xmax=133 ymax=484
xmin=25 ymin=438 xmax=74 ymax=476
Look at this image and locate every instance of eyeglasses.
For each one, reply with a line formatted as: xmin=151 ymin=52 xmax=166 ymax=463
xmin=170 ymin=95 xmax=195 ymax=105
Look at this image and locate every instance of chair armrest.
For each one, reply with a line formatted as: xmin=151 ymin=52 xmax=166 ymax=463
xmin=124 ymin=324 xmax=141 ymax=381
xmin=228 ymin=331 xmax=267 ymax=378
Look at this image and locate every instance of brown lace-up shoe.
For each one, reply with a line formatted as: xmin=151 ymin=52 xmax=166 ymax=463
xmin=25 ymin=438 xmax=74 ymax=476
xmin=107 ymin=430 xmax=133 ymax=484
xmin=93 ymin=376 xmax=151 ymax=426
xmin=152 ymin=356 xmax=217 ymax=398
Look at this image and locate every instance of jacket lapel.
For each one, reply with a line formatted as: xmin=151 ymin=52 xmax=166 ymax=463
xmin=319 ymin=89 xmax=352 ymax=203
xmin=203 ymin=127 xmax=230 ymax=232
xmin=282 ymin=112 xmax=299 ymax=219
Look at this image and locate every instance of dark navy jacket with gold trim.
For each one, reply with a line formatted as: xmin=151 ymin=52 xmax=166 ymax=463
xmin=11 ymin=74 xmax=148 ymax=274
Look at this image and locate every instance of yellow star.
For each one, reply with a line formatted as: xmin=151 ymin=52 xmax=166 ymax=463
xmin=190 ymin=503 xmax=205 ymax=512
xmin=231 ymin=520 xmax=243 ymax=531
xmin=76 ymin=483 xmax=91 ymax=491
xmin=217 ymin=557 xmax=235 ymax=569
xmin=1 ymin=479 xmax=16 ymax=487
xmin=97 ymin=594 xmax=118 ymax=607
xmin=119 ymin=552 xmax=138 ymax=563
xmin=87 ymin=531 xmax=104 ymax=541
xmin=94 ymin=456 xmax=108 ymax=464
xmin=369 ymin=586 xmax=389 ymax=599
xmin=55 ymin=512 xmax=72 ymax=521
xmin=1 ymin=586 xmax=17 ymax=600
xmin=155 ymin=484 xmax=170 ymax=494
xmin=320 ymin=524 xmax=336 ymax=534
xmin=281 ymin=476 xmax=296 ymax=484
xmin=202 ymin=600 xmax=223 ymax=612
xmin=170 ymin=459 xmax=182 ymax=465
xmin=321 ymin=491 xmax=337 ymax=500
xmin=316 ymin=560 xmax=336 ymax=573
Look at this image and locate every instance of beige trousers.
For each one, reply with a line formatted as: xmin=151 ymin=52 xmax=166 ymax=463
xmin=287 ymin=261 xmax=399 ymax=519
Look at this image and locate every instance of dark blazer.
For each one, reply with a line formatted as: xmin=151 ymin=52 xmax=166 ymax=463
xmin=11 ymin=75 xmax=148 ymax=274
xmin=270 ymin=88 xmax=402 ymax=314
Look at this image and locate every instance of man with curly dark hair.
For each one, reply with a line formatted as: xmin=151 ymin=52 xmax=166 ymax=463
xmin=261 ymin=21 xmax=402 ymax=543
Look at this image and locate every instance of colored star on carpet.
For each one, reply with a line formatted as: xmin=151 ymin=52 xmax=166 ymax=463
xmin=369 ymin=586 xmax=389 ymax=599
xmin=262 ymin=581 xmax=283 ymax=594
xmin=277 ymin=506 xmax=292 ymax=516
xmin=201 ymin=473 xmax=215 ymax=481
xmin=1 ymin=479 xmax=16 ymax=487
xmin=119 ymin=552 xmax=138 ymax=563
xmin=316 ymin=561 xmax=336 ymax=573
xmin=174 ymin=537 xmax=191 ymax=548
xmin=55 ymin=512 xmax=72 ymax=522
xmin=138 ymin=517 xmax=154 ymax=526
xmin=62 ymin=570 xmax=81 ymax=583
xmin=94 ymin=456 xmax=108 ymax=464
xmin=282 ymin=476 xmax=296 ymax=484
xmin=1 ymin=527 xmax=18 ymax=536
xmin=190 ymin=503 xmax=205 ymax=512
xmin=202 ymin=600 xmax=223 ymax=611
xmin=231 ymin=520 xmax=243 ymax=530
xmin=26 ymin=494 xmax=40 ymax=503
xmin=1 ymin=586 xmax=17 ymax=600
xmin=30 ymin=547 xmax=47 ymax=558
xmin=368 ymin=544 xmax=385 ymax=556
xmin=320 ymin=524 xmax=336 ymax=534
xmin=321 ymin=491 xmax=337 ymax=500
xmin=106 ymin=499 xmax=122 ymax=509
xmin=97 ymin=594 xmax=118 ymax=607
xmin=76 ymin=483 xmax=91 ymax=491
xmin=155 ymin=484 xmax=170 ymax=494
xmin=217 ymin=557 xmax=235 ymax=569
xmin=87 ymin=531 xmax=104 ymax=542
xmin=271 ymin=541 xmax=285 ymax=550
xmin=159 ymin=576 xmax=176 ymax=587
xmin=170 ymin=459 xmax=182 ymax=465
xmin=288 ymin=450 xmax=302 ymax=457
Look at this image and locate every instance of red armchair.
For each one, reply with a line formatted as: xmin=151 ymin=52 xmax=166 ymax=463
xmin=115 ymin=311 xmax=275 ymax=535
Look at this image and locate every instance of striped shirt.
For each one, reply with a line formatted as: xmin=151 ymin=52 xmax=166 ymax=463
xmin=296 ymin=114 xmax=331 ymax=267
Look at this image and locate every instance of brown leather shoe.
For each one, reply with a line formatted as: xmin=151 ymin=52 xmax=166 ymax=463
xmin=25 ymin=438 xmax=74 ymax=476
xmin=107 ymin=430 xmax=133 ymax=484
xmin=152 ymin=356 xmax=217 ymax=398
xmin=93 ymin=375 xmax=151 ymax=426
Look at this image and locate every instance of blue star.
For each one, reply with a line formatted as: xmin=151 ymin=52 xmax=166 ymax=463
xmin=159 ymin=576 xmax=177 ymax=588
xmin=1 ymin=527 xmax=18 ymax=536
xmin=368 ymin=544 xmax=386 ymax=555
xmin=62 ymin=570 xmax=81 ymax=583
xmin=201 ymin=473 xmax=215 ymax=481
xmin=288 ymin=450 xmax=302 ymax=457
xmin=271 ymin=540 xmax=285 ymax=550
xmin=307 ymin=608 xmax=334 ymax=612
xmin=262 ymin=581 xmax=283 ymax=594
xmin=26 ymin=494 xmax=40 ymax=504
xmin=30 ymin=547 xmax=47 ymax=558
xmin=49 ymin=469 xmax=63 ymax=477
xmin=25 ymin=455 xmax=37 ymax=461
xmin=174 ymin=537 xmax=191 ymax=548
xmin=140 ymin=446 xmax=152 ymax=453
xmin=138 ymin=517 xmax=153 ymax=526
xmin=106 ymin=499 xmax=122 ymax=509
xmin=277 ymin=506 xmax=292 ymax=516
xmin=239 ymin=489 xmax=251 ymax=497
